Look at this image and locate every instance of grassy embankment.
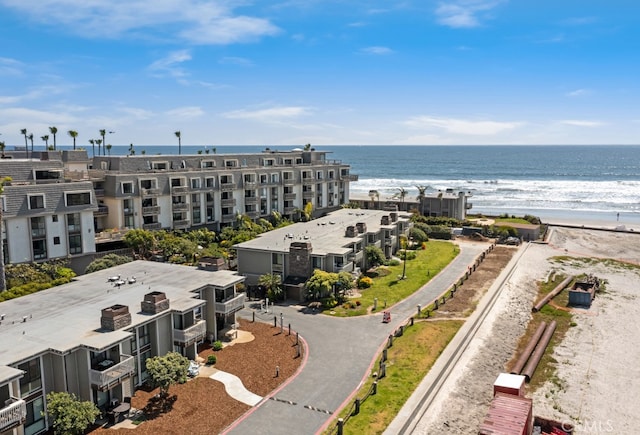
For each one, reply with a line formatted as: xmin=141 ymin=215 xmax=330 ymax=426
xmin=329 ymin=241 xmax=460 ymax=317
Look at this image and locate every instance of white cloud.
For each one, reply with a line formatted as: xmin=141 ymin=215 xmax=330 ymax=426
xmin=117 ymin=107 xmax=154 ymax=121
xmin=404 ymin=116 xmax=522 ymax=135
xmin=435 ymin=0 xmax=504 ymax=29
xmin=560 ymin=16 xmax=598 ymax=26
xmin=223 ymin=106 xmax=310 ymax=122
xmin=148 ymin=50 xmax=192 ymax=78
xmin=219 ymin=57 xmax=254 ymax=67
xmin=566 ymin=89 xmax=591 ymax=97
xmin=0 ymin=0 xmax=280 ymax=45
xmin=360 ymin=46 xmax=393 ymax=55
xmin=165 ymin=106 xmax=204 ymax=119
xmin=0 ymin=57 xmax=24 ymax=76
xmin=559 ymin=120 xmax=605 ymax=127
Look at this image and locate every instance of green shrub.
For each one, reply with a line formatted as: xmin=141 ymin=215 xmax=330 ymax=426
xmin=321 ymin=297 xmax=338 ymax=309
xmin=357 ymin=276 xmax=373 ymax=289
xmin=212 ymin=341 xmax=223 ymax=351
xmin=207 ymin=354 xmax=217 ymax=365
xmin=399 ymin=250 xmax=417 ymax=260
xmin=386 ymin=259 xmax=401 ymax=266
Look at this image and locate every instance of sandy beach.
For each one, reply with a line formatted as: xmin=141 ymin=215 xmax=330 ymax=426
xmin=413 ymin=224 xmax=640 ymax=434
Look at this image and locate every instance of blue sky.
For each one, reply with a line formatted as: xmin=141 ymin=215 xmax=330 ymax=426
xmin=1 ymin=1 xmax=639 ymax=146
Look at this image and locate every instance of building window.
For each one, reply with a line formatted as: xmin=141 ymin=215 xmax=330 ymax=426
xmin=272 ymin=253 xmax=283 ymax=265
xmin=270 ymin=173 xmax=279 ymax=183
xmin=33 ymin=239 xmax=47 ymax=260
xmin=191 ymin=178 xmax=201 ymax=189
xmin=18 ymin=359 xmax=42 ymax=395
xmin=31 ymin=216 xmax=46 ymax=238
xmin=68 ymin=234 xmax=82 ymax=254
xmin=224 ymin=159 xmax=238 ymax=167
xmin=264 ymin=158 xmax=275 ymax=166
xmin=123 ymin=198 xmax=133 ymax=213
xmin=202 ymin=160 xmax=215 ymax=168
xmin=122 ymin=182 xmax=133 ymax=194
xmin=66 ymin=191 xmax=91 ymax=206
xmin=67 ymin=213 xmax=81 ymax=232
xmin=124 ymin=214 xmax=135 ymax=228
xmin=52 ymin=215 xmax=58 ymax=222
xmin=206 ymin=207 xmax=214 ymax=222
xmin=139 ymin=324 xmax=151 ymax=348
xmin=24 ymin=397 xmax=45 ymax=435
xmin=205 ymin=177 xmax=215 ymax=188
xmin=192 ymin=207 xmax=201 ymax=224
xmin=140 ymin=179 xmax=157 ymax=190
xmin=151 ymin=162 xmax=168 ymax=170
xmin=53 ymin=236 xmax=60 ymax=245
xmin=312 ymin=256 xmax=322 ymax=269
xmin=316 ymin=171 xmax=323 ymax=180
xmin=29 ymin=195 xmax=45 ymax=210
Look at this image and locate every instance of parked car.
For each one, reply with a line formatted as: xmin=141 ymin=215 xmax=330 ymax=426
xmin=187 ymin=360 xmax=200 ymax=377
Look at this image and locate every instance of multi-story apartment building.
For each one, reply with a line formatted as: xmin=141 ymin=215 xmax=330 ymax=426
xmin=0 ymin=148 xmax=357 ymax=266
xmin=90 ymin=149 xmax=357 ymax=236
xmin=234 ymin=208 xmax=412 ymax=300
xmin=0 ymin=151 xmax=98 ymax=264
xmin=0 ymin=260 xmax=245 ymax=435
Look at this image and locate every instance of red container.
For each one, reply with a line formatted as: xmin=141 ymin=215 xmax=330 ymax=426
xmin=479 ymin=393 xmax=532 ymax=435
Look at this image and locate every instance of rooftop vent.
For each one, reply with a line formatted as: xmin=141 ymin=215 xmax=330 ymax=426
xmin=100 ymin=304 xmax=131 ymax=331
xmin=141 ymin=291 xmax=170 ymax=314
xmin=381 ymin=215 xmax=390 ymax=225
xmin=345 ymin=225 xmax=358 ymax=237
xmin=356 ymin=222 xmax=367 ymax=233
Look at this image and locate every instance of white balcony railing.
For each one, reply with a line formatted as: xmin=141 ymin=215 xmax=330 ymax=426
xmin=173 ymin=320 xmax=207 ymax=343
xmin=214 ymin=293 xmax=245 ymax=316
xmin=90 ymin=355 xmax=135 ymax=388
xmin=0 ymin=398 xmax=26 ymax=431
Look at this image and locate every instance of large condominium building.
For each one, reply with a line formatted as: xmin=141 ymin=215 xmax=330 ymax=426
xmin=0 ymin=261 xmax=245 ymax=435
xmin=234 ymin=208 xmax=412 ymax=300
xmin=0 ymin=148 xmax=357 ymax=265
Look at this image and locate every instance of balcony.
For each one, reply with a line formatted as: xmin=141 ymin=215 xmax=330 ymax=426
xmin=90 ymin=354 xmax=135 ymax=390
xmin=221 ymin=198 xmax=236 ymax=207
xmin=221 ymin=214 xmax=236 ymax=223
xmin=0 ymin=398 xmax=26 ymax=432
xmin=141 ymin=188 xmax=160 ymax=196
xmin=173 ymin=320 xmax=206 ymax=344
xmin=173 ymin=219 xmax=190 ymax=229
xmin=142 ymin=205 xmax=161 ymax=215
xmin=94 ymin=188 xmax=105 ymax=197
xmin=220 ymin=181 xmax=235 ymax=191
xmin=302 ymin=191 xmax=314 ymax=199
xmin=94 ymin=205 xmax=109 ymax=216
xmin=171 ymin=186 xmax=189 ymax=194
xmin=302 ymin=177 xmax=315 ymax=185
xmin=143 ymin=222 xmax=162 ymax=230
xmin=244 ymin=197 xmax=258 ymax=205
xmin=283 ymin=206 xmax=296 ymax=214
xmin=246 ymin=211 xmax=259 ymax=219
xmin=283 ymin=193 xmax=296 ymax=200
xmin=243 ymin=181 xmax=257 ymax=188
xmin=172 ymin=202 xmax=189 ymax=211
xmin=282 ymin=178 xmax=295 ymax=186
xmin=214 ymin=293 xmax=245 ymax=316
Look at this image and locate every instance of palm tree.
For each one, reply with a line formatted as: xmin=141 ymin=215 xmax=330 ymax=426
xmin=400 ymin=235 xmax=408 ymax=280
xmin=95 ymin=139 xmax=102 ymax=158
xmin=41 ymin=135 xmax=49 ymax=150
xmin=99 ymin=129 xmax=106 ymax=156
xmin=49 ymin=126 xmax=58 ymax=150
xmin=394 ymin=187 xmax=408 ymax=211
xmin=68 ymin=130 xmax=78 ymax=150
xmin=303 ymin=143 xmax=311 ymax=151
xmin=0 ymin=176 xmax=12 ymax=291
xmin=258 ymin=273 xmax=283 ymax=301
xmin=128 ymin=143 xmax=135 ymax=155
xmin=88 ymin=139 xmax=95 ymax=157
xmin=20 ymin=128 xmax=28 ymax=157
xmin=0 ymin=141 xmax=5 ymax=158
xmin=106 ymin=144 xmax=112 ymax=156
xmin=174 ymin=131 xmax=181 ymax=155
xmin=28 ymin=133 xmax=34 ymax=154
xmin=416 ymin=185 xmax=428 ymax=216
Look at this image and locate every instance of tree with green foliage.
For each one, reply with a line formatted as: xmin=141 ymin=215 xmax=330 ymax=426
xmin=364 ymin=245 xmax=386 ymax=269
xmin=400 ymin=234 xmax=409 ymax=279
xmin=416 ymin=185 xmax=428 ymax=216
xmin=85 ymin=254 xmax=132 ymax=274
xmin=258 ymin=273 xmax=283 ymax=301
xmin=67 ymin=130 xmax=78 ymax=150
xmin=408 ymin=227 xmax=429 ymax=244
xmin=146 ymin=351 xmax=190 ymax=398
xmin=123 ymin=228 xmax=156 ymax=259
xmin=305 ymin=270 xmax=343 ymax=300
xmin=49 ymin=126 xmax=58 ymax=150
xmin=394 ymin=187 xmax=408 ymax=211
xmin=44 ymin=391 xmax=100 ymax=435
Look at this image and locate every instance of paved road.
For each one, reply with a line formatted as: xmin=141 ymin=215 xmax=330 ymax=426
xmin=225 ymin=242 xmax=488 ymax=435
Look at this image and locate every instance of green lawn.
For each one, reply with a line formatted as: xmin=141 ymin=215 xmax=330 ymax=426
xmin=329 ymin=241 xmax=459 ymax=317
xmin=494 ymin=218 xmax=531 ymax=225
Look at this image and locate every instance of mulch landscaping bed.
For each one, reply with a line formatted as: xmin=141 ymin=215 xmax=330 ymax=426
xmin=93 ymin=319 xmax=303 ymax=435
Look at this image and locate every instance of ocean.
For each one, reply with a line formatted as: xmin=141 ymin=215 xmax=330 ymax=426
xmin=54 ymin=144 xmax=640 ymax=226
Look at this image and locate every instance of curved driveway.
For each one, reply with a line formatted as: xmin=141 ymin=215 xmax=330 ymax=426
xmin=225 ymin=242 xmax=488 ymax=435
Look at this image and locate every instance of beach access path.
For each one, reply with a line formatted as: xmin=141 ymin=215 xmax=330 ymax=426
xmin=225 ymin=241 xmax=488 ymax=435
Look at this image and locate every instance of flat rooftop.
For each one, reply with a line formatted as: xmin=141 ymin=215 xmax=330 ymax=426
xmin=0 ymin=261 xmax=244 ymax=366
xmin=234 ymin=208 xmax=411 ymax=255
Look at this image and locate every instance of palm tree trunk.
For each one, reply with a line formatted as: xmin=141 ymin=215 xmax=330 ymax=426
xmin=0 ymin=214 xmax=5 ymax=291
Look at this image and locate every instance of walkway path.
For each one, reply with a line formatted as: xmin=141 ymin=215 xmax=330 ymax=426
xmin=225 ymin=241 xmax=488 ymax=435
xmin=211 ymin=371 xmax=263 ymax=406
